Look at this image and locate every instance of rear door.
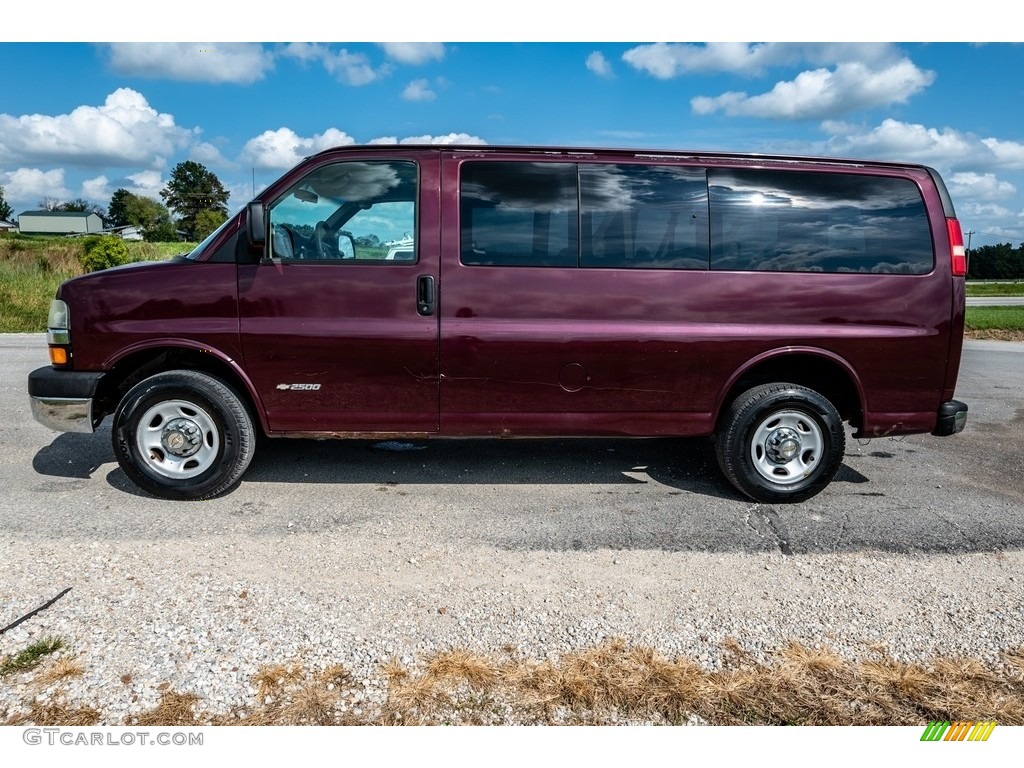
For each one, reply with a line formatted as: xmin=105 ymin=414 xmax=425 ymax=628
xmin=238 ymin=150 xmax=440 ymax=433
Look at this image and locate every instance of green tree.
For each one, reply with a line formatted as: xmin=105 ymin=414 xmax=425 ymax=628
xmin=126 ymin=195 xmax=173 ymax=237
xmin=967 ymin=243 xmax=1024 ymax=280
xmin=79 ymin=236 xmax=130 ymax=273
xmin=160 ymin=161 xmax=229 ymax=240
xmin=108 ymin=189 xmax=178 ymax=241
xmin=193 ymin=209 xmax=227 ymax=241
xmin=57 ymin=198 xmax=90 ymax=212
xmin=107 ymin=188 xmax=134 ymax=227
xmin=0 ymin=185 xmax=13 ymax=221
xmin=56 ymin=198 xmax=106 ymax=217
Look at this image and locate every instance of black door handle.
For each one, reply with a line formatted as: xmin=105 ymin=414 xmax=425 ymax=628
xmin=417 ymin=275 xmax=435 ymax=316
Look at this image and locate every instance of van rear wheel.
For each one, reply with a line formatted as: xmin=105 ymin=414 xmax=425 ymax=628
xmin=112 ymin=370 xmax=255 ymax=500
xmin=715 ymin=383 xmax=845 ymax=503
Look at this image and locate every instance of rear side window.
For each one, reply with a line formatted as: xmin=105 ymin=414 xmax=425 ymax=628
xmin=709 ymin=169 xmax=933 ymax=274
xmin=580 ymin=164 xmax=708 ymax=269
xmin=460 ymin=162 xmax=577 ymax=267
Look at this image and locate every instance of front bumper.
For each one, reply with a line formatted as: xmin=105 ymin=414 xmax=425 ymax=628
xmin=28 ymin=367 xmax=106 ymax=434
xmin=932 ymin=399 xmax=968 ymax=436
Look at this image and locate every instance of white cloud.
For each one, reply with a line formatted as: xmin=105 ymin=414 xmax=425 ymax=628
xmin=324 ymin=49 xmax=389 ymax=86
xmin=82 ymin=171 xmax=165 ymax=204
xmin=962 ymin=201 xmax=1015 ymax=219
xmin=824 ymin=119 xmax=978 ymax=167
xmin=1 ymin=168 xmax=70 ymax=209
xmin=190 ymin=141 xmax=235 ymax=168
xmin=586 ymin=51 xmax=613 ymax=79
xmin=240 ymin=128 xmax=356 ymax=169
xmin=125 ymin=170 xmax=165 ymax=200
xmin=402 ymin=79 xmax=436 ymax=102
xmin=948 ymin=172 xmax=1016 ymax=200
xmin=981 ymin=137 xmax=1024 ymax=168
xmin=622 ymin=42 xmax=897 ymax=79
xmin=379 ymin=43 xmax=445 ymax=65
xmin=368 ymin=133 xmax=487 ymax=145
xmin=81 ymin=175 xmax=111 ymax=203
xmin=281 ymin=45 xmax=389 ymax=86
xmin=691 ymin=60 xmax=934 ymax=120
xmin=279 ymin=42 xmax=324 ymax=64
xmin=0 ymin=88 xmax=193 ymax=168
xmin=106 ymin=43 xmax=274 ymax=84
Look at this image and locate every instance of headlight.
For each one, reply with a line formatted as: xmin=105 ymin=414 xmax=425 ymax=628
xmin=46 ymin=299 xmax=70 ymax=346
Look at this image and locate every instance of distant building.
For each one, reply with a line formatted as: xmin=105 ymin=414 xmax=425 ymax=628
xmin=104 ymin=225 xmax=144 ymax=241
xmin=18 ymin=210 xmax=104 ymax=235
xmin=0 ymin=219 xmax=17 ymax=233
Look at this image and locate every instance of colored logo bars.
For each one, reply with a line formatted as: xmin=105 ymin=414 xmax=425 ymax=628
xmin=921 ymin=721 xmax=997 ymax=742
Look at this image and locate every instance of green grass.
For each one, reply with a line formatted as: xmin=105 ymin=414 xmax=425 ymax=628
xmin=125 ymin=241 xmax=196 ymax=260
xmin=966 ymin=282 xmax=1024 ymax=297
xmin=965 ymin=306 xmax=1024 ymax=332
xmin=0 ymin=236 xmax=196 ymax=332
xmin=0 ymin=261 xmax=76 ymax=332
xmin=0 ymin=637 xmax=65 ymax=677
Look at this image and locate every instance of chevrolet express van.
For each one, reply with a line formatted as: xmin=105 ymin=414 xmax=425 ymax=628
xmin=28 ymin=145 xmax=968 ymax=502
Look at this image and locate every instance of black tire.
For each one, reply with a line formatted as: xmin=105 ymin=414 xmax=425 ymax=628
xmin=111 ymin=370 xmax=255 ymax=500
xmin=715 ymin=383 xmax=845 ymax=503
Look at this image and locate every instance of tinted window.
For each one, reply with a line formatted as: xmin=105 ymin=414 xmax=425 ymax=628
xmin=580 ymin=164 xmax=708 ymax=269
xmin=460 ymin=162 xmax=578 ymax=267
xmin=269 ymin=161 xmax=417 ymax=263
xmin=709 ymin=169 xmax=933 ymax=274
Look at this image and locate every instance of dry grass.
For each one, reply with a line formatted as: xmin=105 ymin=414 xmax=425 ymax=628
xmin=5 ymin=640 xmax=1024 ymax=726
xmin=34 ymin=657 xmax=85 ymax=687
xmin=132 ymin=691 xmax=203 ymax=726
xmin=965 ymin=328 xmax=1024 ymax=341
xmin=374 ymin=639 xmax=1024 ymax=726
xmin=5 ymin=696 xmax=101 ymax=726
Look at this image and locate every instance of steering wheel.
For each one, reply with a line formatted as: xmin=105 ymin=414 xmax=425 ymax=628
xmin=315 ymin=221 xmax=336 ymax=259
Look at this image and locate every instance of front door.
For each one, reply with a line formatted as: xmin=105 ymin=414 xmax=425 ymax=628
xmin=238 ymin=153 xmax=440 ymax=434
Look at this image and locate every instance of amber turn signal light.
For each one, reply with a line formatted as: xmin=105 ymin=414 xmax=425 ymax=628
xmin=49 ymin=347 xmax=68 ymax=366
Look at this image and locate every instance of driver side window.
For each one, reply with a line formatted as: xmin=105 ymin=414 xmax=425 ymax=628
xmin=268 ymin=160 xmax=418 ymax=263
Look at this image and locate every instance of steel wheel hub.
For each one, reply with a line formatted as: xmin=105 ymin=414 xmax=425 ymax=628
xmin=161 ymin=418 xmax=203 ymax=458
xmin=750 ymin=410 xmax=823 ymax=486
xmin=766 ymin=427 xmax=801 ymax=463
xmin=135 ymin=399 xmax=220 ymax=480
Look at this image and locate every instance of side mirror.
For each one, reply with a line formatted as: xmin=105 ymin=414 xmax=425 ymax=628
xmin=338 ymin=232 xmax=356 ymax=259
xmin=247 ymin=202 xmax=265 ymax=245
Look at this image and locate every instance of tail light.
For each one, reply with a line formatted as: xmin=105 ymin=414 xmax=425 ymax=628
xmin=947 ymin=218 xmax=966 ymax=277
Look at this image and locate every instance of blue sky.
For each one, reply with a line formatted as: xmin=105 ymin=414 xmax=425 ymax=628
xmin=2 ymin=11 xmax=1022 ymax=248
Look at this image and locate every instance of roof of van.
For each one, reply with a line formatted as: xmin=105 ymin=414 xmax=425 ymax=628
xmin=305 ymin=143 xmax=935 ymax=172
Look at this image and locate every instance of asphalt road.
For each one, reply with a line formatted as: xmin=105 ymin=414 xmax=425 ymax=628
xmin=3 ymin=333 xmax=1022 ymax=555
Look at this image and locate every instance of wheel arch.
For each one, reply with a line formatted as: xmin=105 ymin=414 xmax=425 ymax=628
xmin=94 ymin=341 xmax=268 ymax=435
xmin=714 ymin=348 xmax=865 ymax=433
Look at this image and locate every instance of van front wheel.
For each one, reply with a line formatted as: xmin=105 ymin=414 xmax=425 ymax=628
xmin=715 ymin=383 xmax=845 ymax=503
xmin=112 ymin=370 xmax=255 ymax=500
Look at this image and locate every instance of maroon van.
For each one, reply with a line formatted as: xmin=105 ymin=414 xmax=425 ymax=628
xmin=28 ymin=145 xmax=968 ymax=502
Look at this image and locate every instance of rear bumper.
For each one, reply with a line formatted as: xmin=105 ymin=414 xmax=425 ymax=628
xmin=27 ymin=366 xmax=106 ymax=434
xmin=932 ymin=399 xmax=968 ymax=436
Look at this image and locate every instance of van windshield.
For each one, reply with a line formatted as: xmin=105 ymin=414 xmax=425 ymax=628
xmin=184 ymin=215 xmax=235 ymax=261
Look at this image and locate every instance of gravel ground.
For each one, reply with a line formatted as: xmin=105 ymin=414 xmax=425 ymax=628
xmin=2 ymin=533 xmax=1022 ymax=724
